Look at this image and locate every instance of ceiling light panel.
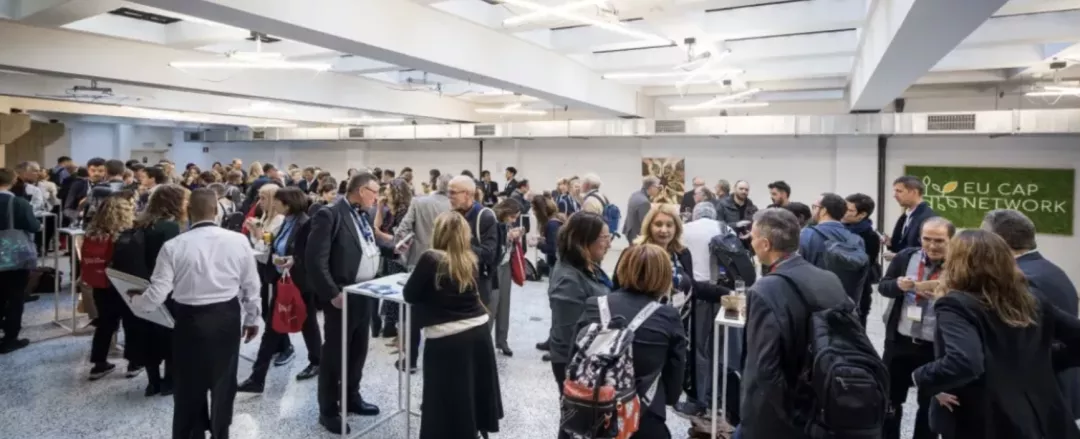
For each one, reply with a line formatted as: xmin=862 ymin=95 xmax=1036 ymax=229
xmin=494 ymin=0 xmax=669 ymax=44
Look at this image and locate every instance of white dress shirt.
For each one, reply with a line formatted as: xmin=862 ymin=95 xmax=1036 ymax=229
xmin=22 ymin=182 xmax=47 ymax=215
xmin=349 ymin=208 xmax=381 ymax=282
xmin=134 ymin=222 xmax=262 ymax=327
xmin=683 ymin=218 xmax=723 ymax=281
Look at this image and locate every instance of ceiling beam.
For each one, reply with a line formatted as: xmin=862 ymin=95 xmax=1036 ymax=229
xmin=847 ymin=0 xmax=1010 ymax=111
xmin=0 ymin=21 xmax=478 ymax=122
xmin=125 ymin=0 xmax=648 ymax=117
xmin=14 ymin=0 xmax=122 ymax=26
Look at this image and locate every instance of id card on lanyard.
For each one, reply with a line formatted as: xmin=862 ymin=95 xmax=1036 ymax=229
xmin=906 ymin=259 xmax=940 ymax=322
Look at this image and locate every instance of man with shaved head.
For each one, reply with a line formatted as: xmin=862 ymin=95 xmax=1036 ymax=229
xmin=682 ymin=176 xmax=706 ymax=214
xmin=450 ymin=175 xmax=499 ymax=308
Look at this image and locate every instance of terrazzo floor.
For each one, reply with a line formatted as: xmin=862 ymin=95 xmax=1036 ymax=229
xmin=0 ymin=249 xmax=918 ymax=439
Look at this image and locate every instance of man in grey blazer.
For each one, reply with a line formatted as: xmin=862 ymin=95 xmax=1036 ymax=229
xmin=395 ymin=173 xmax=453 ymax=268
xmin=623 ymin=176 xmax=661 ymax=243
xmin=392 ymin=173 xmax=452 ymax=371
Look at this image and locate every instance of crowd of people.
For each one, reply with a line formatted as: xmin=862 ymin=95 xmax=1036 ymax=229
xmin=1 ymin=154 xmax=1079 ymax=439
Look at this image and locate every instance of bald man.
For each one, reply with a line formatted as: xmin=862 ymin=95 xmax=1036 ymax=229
xmin=449 ymin=176 xmax=499 ymax=308
xmin=682 ymin=177 xmax=706 ymax=214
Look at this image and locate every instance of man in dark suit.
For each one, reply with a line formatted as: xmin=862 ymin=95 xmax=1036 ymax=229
xmin=499 ymin=166 xmax=519 ymax=198
xmin=306 ymin=172 xmax=384 ymax=434
xmin=886 ymin=175 xmax=937 ymax=254
xmin=297 ymin=167 xmax=318 ymax=194
xmin=480 ymin=170 xmax=499 ymax=207
xmin=448 ymin=176 xmax=499 ymax=307
xmin=982 ymin=208 xmax=1080 ymax=418
xmin=681 ymin=177 xmax=705 ymax=214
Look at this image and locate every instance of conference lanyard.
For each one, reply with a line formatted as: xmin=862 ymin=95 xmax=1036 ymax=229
xmin=349 ymin=207 xmax=374 ymax=243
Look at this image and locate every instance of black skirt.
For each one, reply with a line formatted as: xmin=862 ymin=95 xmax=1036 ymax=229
xmin=421 ymin=323 xmax=504 ymax=439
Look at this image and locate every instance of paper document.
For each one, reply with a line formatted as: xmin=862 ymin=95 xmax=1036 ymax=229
xmin=107 ymin=268 xmax=175 ymax=329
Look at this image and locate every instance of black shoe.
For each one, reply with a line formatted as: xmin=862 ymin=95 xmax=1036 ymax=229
xmin=0 ymin=338 xmax=29 ymax=354
xmin=541 ymin=353 xmax=551 ymax=362
xmin=159 ymin=380 xmax=174 ymax=396
xmin=674 ymin=401 xmax=707 ymax=419
xmin=347 ymin=399 xmax=380 ymax=416
xmin=382 ymin=327 xmax=398 ymax=338
xmin=536 ymin=340 xmax=550 ymax=351
xmin=498 ymin=347 xmax=514 ymax=357
xmin=88 ymin=362 xmax=116 ymax=381
xmin=273 ymin=346 xmax=295 ymax=367
xmin=126 ymin=365 xmax=144 ymax=378
xmin=23 ymin=295 xmax=39 ymax=303
xmin=237 ymin=378 xmax=264 ymax=393
xmin=319 ymin=414 xmax=351 ymax=435
xmin=295 ymin=363 xmax=319 ymax=381
xmin=144 ymin=383 xmax=161 ymax=397
xmin=394 ymin=359 xmax=417 ymax=374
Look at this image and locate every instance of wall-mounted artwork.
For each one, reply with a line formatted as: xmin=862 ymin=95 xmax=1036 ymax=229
xmin=641 ymin=157 xmax=686 ymax=204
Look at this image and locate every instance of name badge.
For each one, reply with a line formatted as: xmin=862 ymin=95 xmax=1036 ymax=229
xmin=906 ymin=304 xmax=923 ymax=322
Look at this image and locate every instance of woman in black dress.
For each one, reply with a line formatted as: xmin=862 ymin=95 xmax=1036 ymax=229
xmin=403 ymin=211 xmax=503 ymax=439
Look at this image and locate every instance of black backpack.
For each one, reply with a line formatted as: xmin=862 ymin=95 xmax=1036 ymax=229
xmin=772 ymin=272 xmax=889 ymax=439
xmin=708 ymin=222 xmax=757 ymax=288
xmin=110 ymin=227 xmax=151 ymax=279
xmin=808 ymin=226 xmax=869 ymax=304
xmin=222 ymin=211 xmax=246 ymax=233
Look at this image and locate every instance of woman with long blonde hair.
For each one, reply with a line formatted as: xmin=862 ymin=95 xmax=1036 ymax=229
xmin=403 ymin=211 xmax=502 ymax=439
xmin=913 ymin=229 xmax=1080 ymax=439
xmin=246 ymin=162 xmax=263 ymax=185
xmin=243 ymin=182 xmax=293 ymax=364
xmin=81 ymin=194 xmax=138 ymax=381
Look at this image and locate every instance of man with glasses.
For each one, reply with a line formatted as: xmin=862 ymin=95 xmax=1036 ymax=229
xmin=449 ymin=176 xmax=499 ymax=308
xmin=307 ymin=172 xmax=385 ymax=434
xmin=876 ymin=217 xmax=954 ymax=439
xmin=624 ymin=176 xmax=661 ymax=243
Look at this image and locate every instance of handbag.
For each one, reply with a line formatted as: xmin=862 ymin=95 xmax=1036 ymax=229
xmin=271 ymin=271 xmax=308 ymax=333
xmin=0 ymin=193 xmax=38 ymax=272
xmin=510 ymin=241 xmax=526 ymax=286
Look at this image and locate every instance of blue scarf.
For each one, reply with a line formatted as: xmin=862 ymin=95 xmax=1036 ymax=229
xmin=846 ymin=219 xmax=874 ymax=235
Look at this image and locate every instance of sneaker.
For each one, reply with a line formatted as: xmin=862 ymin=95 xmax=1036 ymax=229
xmin=273 ymin=346 xmax=295 ymax=367
xmin=126 ymin=365 xmax=144 ymax=378
xmin=296 ymin=363 xmax=319 ymax=381
xmin=674 ymin=401 xmax=707 ymax=419
xmin=536 ymin=340 xmax=550 ymax=351
xmin=89 ymin=363 xmax=117 ymax=381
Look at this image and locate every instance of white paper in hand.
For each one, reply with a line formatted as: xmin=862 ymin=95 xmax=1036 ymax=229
xmin=107 ymin=268 xmax=175 ymax=329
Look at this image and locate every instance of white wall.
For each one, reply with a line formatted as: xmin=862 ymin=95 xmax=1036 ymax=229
xmin=885 ymin=136 xmax=1080 ymax=285
xmin=53 ymin=122 xmax=174 ymax=165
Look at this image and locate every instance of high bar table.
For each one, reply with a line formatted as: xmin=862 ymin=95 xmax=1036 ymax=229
xmin=343 ymin=272 xmax=420 ymax=438
xmin=711 ymin=309 xmax=745 ymax=437
xmin=54 ymin=227 xmax=85 ymax=333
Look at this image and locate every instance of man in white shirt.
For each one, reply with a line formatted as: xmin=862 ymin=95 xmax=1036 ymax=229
xmin=306 ymin=172 xmax=385 ymax=434
xmin=130 ymin=188 xmax=261 ymax=439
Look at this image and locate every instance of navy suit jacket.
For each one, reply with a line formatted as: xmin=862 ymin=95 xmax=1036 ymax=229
xmin=888 ymin=201 xmax=936 ymax=253
xmin=1018 ymin=251 xmax=1080 ymax=419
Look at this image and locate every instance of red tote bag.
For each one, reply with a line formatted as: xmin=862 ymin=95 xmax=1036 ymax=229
xmin=271 ymin=272 xmax=307 ymax=333
xmin=510 ymin=241 xmax=526 ymax=287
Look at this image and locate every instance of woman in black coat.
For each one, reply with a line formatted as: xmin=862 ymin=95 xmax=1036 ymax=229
xmin=913 ymin=230 xmax=1080 ymax=439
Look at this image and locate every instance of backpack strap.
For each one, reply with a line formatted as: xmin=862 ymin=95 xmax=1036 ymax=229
xmin=597 ymin=295 xmax=612 ymax=329
xmin=475 ymin=207 xmax=494 ymax=242
xmin=627 ymin=301 xmax=661 ymax=332
xmin=2 ymin=193 xmax=14 ymax=231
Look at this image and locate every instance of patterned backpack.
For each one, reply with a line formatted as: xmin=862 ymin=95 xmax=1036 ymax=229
xmin=560 ymin=296 xmax=661 ymax=439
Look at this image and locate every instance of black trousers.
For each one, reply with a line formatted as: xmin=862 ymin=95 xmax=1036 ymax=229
xmin=301 ymin=290 xmax=322 ymax=366
xmin=407 ymin=306 xmax=422 ymax=367
xmin=0 ymin=269 xmax=30 ymax=341
xmin=172 ymin=298 xmax=241 ymax=439
xmin=258 ymin=263 xmax=291 ymax=355
xmin=89 ymin=286 xmax=137 ymax=365
xmin=883 ymin=335 xmax=937 ymax=439
xmin=318 ymin=295 xmax=373 ymax=416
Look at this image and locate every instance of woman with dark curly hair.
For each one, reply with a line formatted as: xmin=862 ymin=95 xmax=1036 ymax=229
xmin=375 ymin=178 xmax=414 ymax=340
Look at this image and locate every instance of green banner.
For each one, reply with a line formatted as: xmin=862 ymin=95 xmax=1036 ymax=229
xmin=904 ymin=165 xmax=1075 ymax=235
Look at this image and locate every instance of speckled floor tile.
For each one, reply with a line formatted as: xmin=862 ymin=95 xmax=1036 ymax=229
xmin=1 ymin=250 xmax=916 ymax=438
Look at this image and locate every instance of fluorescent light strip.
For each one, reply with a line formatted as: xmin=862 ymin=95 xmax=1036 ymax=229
xmin=669 ymin=102 xmax=769 ymax=111
xmin=495 ymin=0 xmax=669 ymax=44
xmin=250 ymin=122 xmax=297 ymax=128
xmin=503 ymin=0 xmax=604 ymax=26
xmin=169 ymin=60 xmax=331 ymax=71
xmin=228 ymin=102 xmax=295 ymax=114
xmin=1044 ymin=85 xmax=1080 ymax=93
xmin=1025 ymin=91 xmax=1080 ymax=97
xmin=476 ymin=108 xmax=547 ymax=115
xmin=602 ymin=69 xmax=743 ymax=80
xmin=332 ymin=117 xmax=405 ymax=124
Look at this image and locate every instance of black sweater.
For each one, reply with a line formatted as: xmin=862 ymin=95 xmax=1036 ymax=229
xmin=403 ymin=251 xmax=487 ymax=328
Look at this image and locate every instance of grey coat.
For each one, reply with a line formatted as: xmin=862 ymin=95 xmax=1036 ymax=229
xmin=623 ymin=190 xmax=652 ymax=243
xmin=547 ymin=260 xmax=612 ymax=364
xmin=394 ymin=192 xmax=451 ymax=268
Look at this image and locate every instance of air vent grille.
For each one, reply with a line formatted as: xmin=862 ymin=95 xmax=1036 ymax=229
xmin=654 ymin=120 xmax=686 ymax=134
xmin=474 ymin=124 xmax=496 ymax=136
xmin=347 ymin=127 xmax=365 ymax=138
xmin=183 ymin=131 xmax=203 ymax=142
xmin=109 ymin=7 xmax=180 ymax=24
xmin=927 ymin=114 xmax=976 ymax=131
xmin=252 ymin=130 xmax=266 ymax=140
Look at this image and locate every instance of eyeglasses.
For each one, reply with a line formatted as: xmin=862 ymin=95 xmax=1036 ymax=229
xmin=361 ymin=186 xmax=379 ymax=195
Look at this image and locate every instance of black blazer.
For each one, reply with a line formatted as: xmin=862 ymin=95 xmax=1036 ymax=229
xmin=888 ymin=201 xmax=936 ymax=253
xmin=482 ymin=181 xmax=499 ymax=206
xmin=500 ymin=178 xmax=519 ymax=198
xmin=465 ymin=204 xmax=499 ymax=279
xmin=273 ymin=213 xmax=310 ymax=287
xmin=1018 ymin=252 xmax=1079 ymax=315
xmin=914 ymin=292 xmax=1080 ymax=439
xmin=877 ymin=247 xmax=944 ymax=343
xmin=305 ymin=200 xmax=373 ymax=302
